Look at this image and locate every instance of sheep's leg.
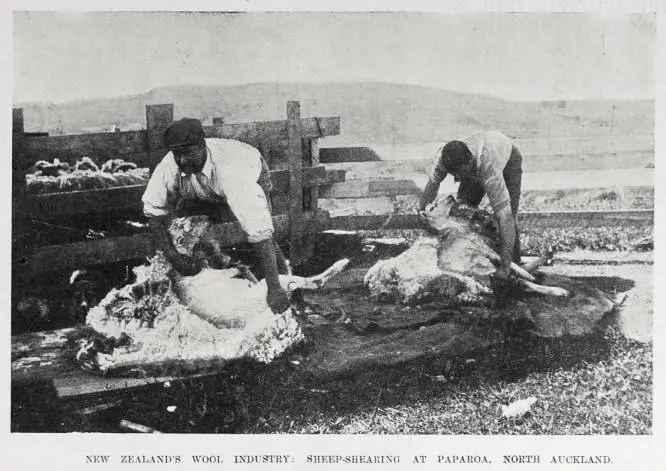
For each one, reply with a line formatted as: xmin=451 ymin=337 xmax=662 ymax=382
xmin=439 ymin=270 xmax=493 ymax=296
xmin=484 ymin=250 xmax=536 ymax=282
xmin=509 ymin=262 xmax=536 ymax=282
xmin=514 ymin=277 xmax=569 ymax=297
xmin=282 ymin=258 xmax=351 ymax=291
xmin=302 ymin=259 xmax=350 ymax=289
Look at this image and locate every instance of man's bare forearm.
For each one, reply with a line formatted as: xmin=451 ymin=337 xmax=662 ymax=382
xmin=147 ymin=216 xmax=179 ymax=256
xmin=252 ymin=238 xmax=282 ymax=290
xmin=419 ymin=178 xmax=442 ymax=211
xmin=495 ymin=207 xmax=515 ymax=271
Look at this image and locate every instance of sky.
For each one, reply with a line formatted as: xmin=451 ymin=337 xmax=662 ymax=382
xmin=12 ymin=10 xmax=657 ymax=104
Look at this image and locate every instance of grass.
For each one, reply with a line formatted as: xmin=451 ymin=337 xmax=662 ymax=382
xmin=95 ymin=323 xmax=650 ymax=435
xmin=254 ymin=326 xmax=652 ymax=435
xmin=521 ymin=225 xmax=653 ymax=254
xmin=519 ymin=187 xmax=653 ymax=212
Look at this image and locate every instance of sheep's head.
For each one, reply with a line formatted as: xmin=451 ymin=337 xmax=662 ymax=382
xmin=422 ymin=194 xmax=459 ymax=233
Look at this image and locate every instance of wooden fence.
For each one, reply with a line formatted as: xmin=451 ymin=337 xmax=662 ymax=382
xmin=12 ymin=101 xmax=655 ymax=280
xmin=314 ymin=145 xmax=654 ymax=232
xmin=12 ymin=102 xmax=343 ymax=278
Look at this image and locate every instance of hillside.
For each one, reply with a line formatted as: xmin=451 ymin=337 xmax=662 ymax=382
xmin=16 ymin=81 xmax=654 ymax=146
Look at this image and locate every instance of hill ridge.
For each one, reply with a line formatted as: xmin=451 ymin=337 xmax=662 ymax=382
xmin=15 ymin=81 xmax=654 ymax=145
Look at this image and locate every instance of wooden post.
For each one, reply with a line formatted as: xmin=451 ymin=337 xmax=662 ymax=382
xmin=308 ymin=138 xmax=320 ymax=209
xmin=286 ymin=101 xmax=305 ymax=265
xmin=296 ymin=137 xmax=319 ymax=261
xmin=12 ymin=108 xmax=26 ymax=191
xmin=12 ymin=108 xmax=27 ymax=265
xmin=145 ymin=104 xmax=174 ymax=170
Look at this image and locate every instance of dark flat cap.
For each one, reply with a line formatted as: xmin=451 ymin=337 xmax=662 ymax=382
xmin=163 ymin=118 xmax=206 ymax=149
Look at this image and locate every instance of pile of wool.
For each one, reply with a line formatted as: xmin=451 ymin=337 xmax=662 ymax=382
xmin=25 ymin=157 xmax=149 ymax=195
xmin=83 ymin=216 xmax=304 ymax=373
xmin=86 ymin=277 xmax=302 ymax=371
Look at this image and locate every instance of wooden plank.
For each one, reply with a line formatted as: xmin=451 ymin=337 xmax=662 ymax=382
xmin=322 ymin=151 xmax=654 ymax=176
xmin=25 ymin=167 xmax=339 ymax=219
xmin=204 ymin=116 xmax=340 ymax=146
xmin=53 ymin=370 xmax=216 ymax=400
xmin=331 ymin=214 xmax=419 ymax=231
xmin=12 ymin=327 xmax=86 ymax=361
xmin=287 ymin=101 xmax=305 ymax=265
xmin=20 ymin=130 xmax=149 ymax=166
xmin=319 ymin=146 xmax=383 ymax=163
xmin=320 ymin=179 xmax=420 ymax=199
xmin=23 ymin=234 xmax=155 ymax=279
xmin=27 ymin=185 xmax=148 ymax=218
xmin=368 ymin=179 xmax=420 ymax=196
xmin=20 ymin=211 xmax=331 ymax=277
xmin=270 ymin=166 xmax=325 ymax=193
xmin=318 ymin=196 xmax=397 ymax=217
xmin=320 ymin=181 xmax=369 ymax=199
xmin=10 ymin=326 xmax=222 ymax=396
xmin=329 ymin=210 xmax=654 ymax=232
xmin=11 ymin=327 xmax=94 ymax=384
xmin=308 ymin=139 xmax=320 ymax=211
xmin=324 ymin=169 xmax=347 ymax=184
xmin=324 ymin=160 xmax=431 ymax=181
xmin=13 ymin=109 xmax=29 ymax=268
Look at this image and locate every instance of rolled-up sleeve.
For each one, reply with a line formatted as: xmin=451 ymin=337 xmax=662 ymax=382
xmin=142 ymin=156 xmax=178 ymax=218
xmin=214 ymin=153 xmax=274 ymax=243
xmin=478 ymin=135 xmax=513 ymax=214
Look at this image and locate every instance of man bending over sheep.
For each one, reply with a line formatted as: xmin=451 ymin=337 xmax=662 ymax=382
xmin=142 ymin=118 xmax=290 ymax=314
xmin=418 ymin=131 xmax=524 ymax=281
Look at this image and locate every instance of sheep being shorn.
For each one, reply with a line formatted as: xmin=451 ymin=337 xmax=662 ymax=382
xmin=364 ymin=195 xmax=567 ymax=305
xmin=80 ymin=216 xmax=349 ymax=374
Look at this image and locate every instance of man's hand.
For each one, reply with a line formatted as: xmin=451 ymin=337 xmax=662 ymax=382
xmin=147 ymin=215 xmax=202 ymax=275
xmin=253 ymin=238 xmax=291 ymax=313
xmin=417 ymin=209 xmax=429 ymax=228
xmin=266 ymin=286 xmax=290 ymax=314
xmin=169 ymin=252 xmax=203 ymax=277
xmin=493 ymin=263 xmax=511 ymax=280
xmin=490 ymin=263 xmax=513 ymax=309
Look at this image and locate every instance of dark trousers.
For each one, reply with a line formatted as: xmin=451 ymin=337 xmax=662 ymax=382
xmin=457 ymin=145 xmax=523 ymax=263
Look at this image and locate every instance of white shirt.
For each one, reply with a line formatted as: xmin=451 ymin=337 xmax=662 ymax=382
xmin=142 ymin=138 xmax=274 ymax=243
xmin=430 ymin=131 xmax=514 ymax=212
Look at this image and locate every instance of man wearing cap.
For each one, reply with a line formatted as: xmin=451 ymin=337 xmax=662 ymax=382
xmin=418 ymin=130 xmax=523 ymax=281
xmin=142 ymin=118 xmax=290 ymax=314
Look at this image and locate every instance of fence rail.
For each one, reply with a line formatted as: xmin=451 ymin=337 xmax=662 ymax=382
xmin=329 ymin=209 xmax=654 ymax=232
